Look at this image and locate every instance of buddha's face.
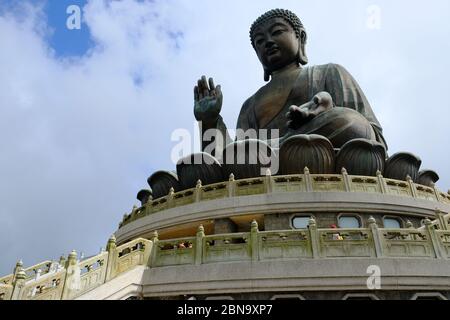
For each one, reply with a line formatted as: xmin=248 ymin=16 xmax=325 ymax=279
xmin=252 ymin=17 xmax=300 ymax=72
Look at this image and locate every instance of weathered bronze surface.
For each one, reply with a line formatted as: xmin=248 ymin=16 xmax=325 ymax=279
xmin=385 ymin=152 xmax=422 ymax=182
xmin=336 ymin=139 xmax=386 ymax=176
xmin=142 ymin=9 xmax=440 ymax=199
xmin=194 ymin=8 xmax=387 ymax=154
xmin=279 ymin=134 xmax=335 ymax=175
xmin=176 ymin=153 xmax=224 ymax=189
xmin=147 ymin=171 xmax=181 ymax=199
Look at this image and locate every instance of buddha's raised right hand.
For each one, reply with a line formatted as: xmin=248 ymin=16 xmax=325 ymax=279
xmin=194 ymin=76 xmax=223 ymax=127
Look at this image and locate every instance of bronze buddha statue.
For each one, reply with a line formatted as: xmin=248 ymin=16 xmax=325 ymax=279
xmin=142 ymin=9 xmax=436 ymax=201
xmin=193 ymin=8 xmax=387 ymax=153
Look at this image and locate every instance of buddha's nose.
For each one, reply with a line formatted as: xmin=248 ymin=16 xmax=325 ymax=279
xmin=265 ymin=39 xmax=276 ymax=49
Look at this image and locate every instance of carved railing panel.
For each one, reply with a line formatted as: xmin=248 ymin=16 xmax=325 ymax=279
xmin=203 ymin=233 xmax=251 ymax=263
xmin=154 ymin=237 xmax=195 ymax=267
xmin=272 ymin=176 xmax=305 ymax=193
xmin=311 ymin=175 xmax=345 ymax=192
xmin=415 ymin=185 xmax=437 ymax=201
xmin=235 ymin=178 xmax=265 ymax=197
xmin=0 ymin=274 xmax=13 ymax=285
xmin=23 ymin=261 xmax=53 ymax=281
xmin=22 ymin=270 xmax=66 ymax=300
xmin=258 ymin=230 xmax=311 ymax=260
xmin=385 ymin=179 xmax=412 ymax=197
xmin=444 ymin=214 xmax=450 ymax=229
xmin=350 ymin=176 xmax=380 ymax=193
xmin=120 ymin=174 xmax=450 ymax=228
xmin=201 ymin=183 xmax=228 ymax=201
xmin=173 ymin=191 xmax=195 ymax=207
xmin=436 ymin=230 xmax=450 ymax=258
xmin=318 ymin=228 xmax=375 ymax=258
xmin=72 ymin=252 xmax=108 ymax=298
xmin=116 ymin=239 xmax=150 ymax=274
xmin=0 ymin=284 xmax=13 ymax=300
xmin=150 ymin=197 xmax=169 ymax=214
xmin=381 ymin=229 xmax=433 ymax=258
xmin=440 ymin=192 xmax=450 ymax=205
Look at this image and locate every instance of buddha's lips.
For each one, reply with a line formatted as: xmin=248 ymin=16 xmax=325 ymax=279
xmin=266 ymin=48 xmax=280 ymax=55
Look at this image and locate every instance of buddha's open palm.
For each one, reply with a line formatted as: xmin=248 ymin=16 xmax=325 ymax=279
xmin=194 ymin=76 xmax=223 ymax=126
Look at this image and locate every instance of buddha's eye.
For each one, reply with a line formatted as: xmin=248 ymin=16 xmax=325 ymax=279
xmin=255 ymin=38 xmax=264 ymax=46
xmin=272 ymin=29 xmax=284 ymax=36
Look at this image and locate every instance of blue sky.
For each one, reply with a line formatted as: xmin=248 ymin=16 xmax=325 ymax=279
xmin=1 ymin=0 xmax=450 ymax=276
xmin=1 ymin=0 xmax=92 ymax=56
xmin=44 ymin=0 xmax=92 ymax=56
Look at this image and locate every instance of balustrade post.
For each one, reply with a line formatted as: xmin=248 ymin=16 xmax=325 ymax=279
xmin=341 ymin=168 xmax=351 ymax=192
xmin=264 ymin=169 xmax=273 ymax=194
xmin=61 ymin=250 xmax=80 ymax=300
xmin=167 ymin=188 xmax=175 ymax=208
xmin=11 ymin=266 xmax=26 ymax=300
xmin=250 ymin=220 xmax=259 ymax=261
xmin=228 ymin=174 xmax=236 ymax=197
xmin=308 ymin=218 xmax=320 ymax=258
xmin=129 ymin=205 xmax=138 ymax=223
xmin=195 ymin=225 xmax=205 ymax=265
xmin=376 ymin=171 xmax=387 ymax=194
xmin=424 ymin=219 xmax=444 ymax=259
xmin=149 ymin=231 xmax=159 ymax=268
xmin=12 ymin=260 xmax=23 ymax=284
xmin=304 ymin=167 xmax=313 ymax=192
xmin=434 ymin=209 xmax=447 ymax=231
xmin=105 ymin=235 xmax=117 ymax=282
xmin=432 ymin=183 xmax=442 ymax=202
xmin=194 ymin=180 xmax=202 ymax=202
xmin=59 ymin=255 xmax=66 ymax=270
xmin=406 ymin=175 xmax=418 ymax=198
xmin=368 ymin=217 xmax=383 ymax=258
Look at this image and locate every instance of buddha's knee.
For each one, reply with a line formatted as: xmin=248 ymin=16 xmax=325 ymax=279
xmin=299 ymin=107 xmax=376 ymax=148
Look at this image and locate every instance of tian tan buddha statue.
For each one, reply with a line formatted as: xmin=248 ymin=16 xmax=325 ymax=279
xmin=194 ymin=8 xmax=387 ymax=152
xmin=143 ymin=9 xmax=437 ymax=201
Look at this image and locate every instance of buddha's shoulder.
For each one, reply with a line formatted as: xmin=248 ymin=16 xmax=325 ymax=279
xmin=307 ymin=63 xmax=348 ymax=74
xmin=239 ymin=95 xmax=256 ymax=116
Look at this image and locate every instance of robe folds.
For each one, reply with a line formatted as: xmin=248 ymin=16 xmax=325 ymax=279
xmin=205 ymin=63 xmax=387 ymax=154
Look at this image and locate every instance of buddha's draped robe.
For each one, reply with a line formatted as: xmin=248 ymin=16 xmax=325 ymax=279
xmin=202 ymin=63 xmax=387 ymax=155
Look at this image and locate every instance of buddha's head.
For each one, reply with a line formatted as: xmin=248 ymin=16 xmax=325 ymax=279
xmin=250 ymin=9 xmax=308 ymax=81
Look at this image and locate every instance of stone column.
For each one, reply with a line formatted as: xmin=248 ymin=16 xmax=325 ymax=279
xmin=424 ymin=219 xmax=444 ymax=259
xmin=376 ymin=171 xmax=387 ymax=194
xmin=250 ymin=220 xmax=259 ymax=262
xmin=341 ymin=168 xmax=351 ymax=192
xmin=61 ymin=250 xmax=81 ymax=300
xmin=195 ymin=225 xmax=205 ymax=265
xmin=228 ymin=174 xmax=236 ymax=197
xmin=368 ymin=217 xmax=383 ymax=258
xmin=149 ymin=231 xmax=159 ymax=268
xmin=11 ymin=267 xmax=26 ymax=300
xmin=308 ymin=218 xmax=320 ymax=259
xmin=105 ymin=235 xmax=117 ymax=282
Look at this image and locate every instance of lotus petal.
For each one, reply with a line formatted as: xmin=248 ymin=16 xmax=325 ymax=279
xmin=147 ymin=171 xmax=181 ymax=199
xmin=417 ymin=170 xmax=440 ymax=187
xmin=222 ymin=139 xmax=275 ymax=179
xmin=336 ymin=139 xmax=386 ymax=176
xmin=176 ymin=153 xmax=224 ymax=189
xmin=279 ymin=134 xmax=335 ymax=175
xmin=385 ymin=152 xmax=422 ymax=182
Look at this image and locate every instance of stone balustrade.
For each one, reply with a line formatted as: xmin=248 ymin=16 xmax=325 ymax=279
xmin=1 ymin=212 xmax=449 ymax=300
xmin=120 ymin=171 xmax=450 ymax=228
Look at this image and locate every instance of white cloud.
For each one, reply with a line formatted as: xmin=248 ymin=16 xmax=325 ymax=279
xmin=1 ymin=0 xmax=450 ymax=275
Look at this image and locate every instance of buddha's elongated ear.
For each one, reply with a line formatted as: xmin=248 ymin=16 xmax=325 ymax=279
xmin=298 ymin=30 xmax=308 ymax=65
